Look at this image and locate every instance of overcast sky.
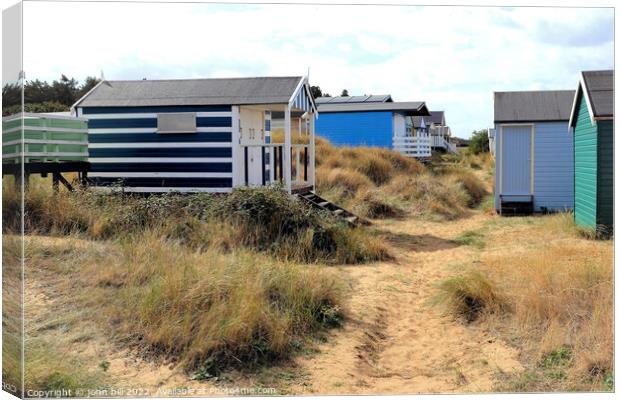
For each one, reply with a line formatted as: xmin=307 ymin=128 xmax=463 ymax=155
xmin=21 ymin=2 xmax=614 ymax=138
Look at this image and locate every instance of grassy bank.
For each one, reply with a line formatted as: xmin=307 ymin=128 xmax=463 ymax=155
xmin=3 ymin=179 xmax=389 ymax=264
xmin=23 ymin=234 xmax=346 ymax=380
xmin=313 ymin=137 xmax=489 ymax=220
xmin=435 ymin=213 xmax=613 ymax=391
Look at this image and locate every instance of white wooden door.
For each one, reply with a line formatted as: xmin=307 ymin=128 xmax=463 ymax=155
xmin=239 ymin=108 xmax=265 ymax=186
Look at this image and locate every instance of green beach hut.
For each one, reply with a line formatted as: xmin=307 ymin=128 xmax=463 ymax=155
xmin=568 ymin=70 xmax=614 ymax=232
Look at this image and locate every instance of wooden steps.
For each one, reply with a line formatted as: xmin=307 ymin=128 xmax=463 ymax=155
xmin=296 ymin=191 xmax=368 ymax=226
xmin=499 ymin=195 xmax=534 ymax=216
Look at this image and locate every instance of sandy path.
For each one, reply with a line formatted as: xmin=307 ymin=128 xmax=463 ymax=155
xmin=291 ymin=212 xmax=523 ymax=394
xmin=22 ymin=209 xmax=524 ymax=395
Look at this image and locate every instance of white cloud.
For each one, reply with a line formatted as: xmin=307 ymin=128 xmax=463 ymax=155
xmin=21 ymin=2 xmax=613 ymax=137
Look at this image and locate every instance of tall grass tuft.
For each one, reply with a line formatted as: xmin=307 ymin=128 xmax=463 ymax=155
xmin=434 ymin=270 xmax=506 ymax=323
xmin=80 ymin=235 xmax=346 ymax=373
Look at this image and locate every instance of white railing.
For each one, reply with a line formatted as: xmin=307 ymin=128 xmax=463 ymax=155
xmin=393 ymin=136 xmax=432 ymax=158
xmin=431 ymin=135 xmax=445 ymax=148
xmin=241 ymin=143 xmax=312 ymax=188
xmin=445 ymin=139 xmax=458 ymax=154
xmin=430 ymin=135 xmax=458 ymax=154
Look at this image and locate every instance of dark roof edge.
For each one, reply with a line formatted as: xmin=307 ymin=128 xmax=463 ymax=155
xmin=494 ymin=119 xmax=569 ymax=124
xmin=569 ymin=73 xmax=593 ymax=128
xmin=569 ymin=70 xmax=614 ymax=128
xmin=493 ymin=89 xmax=574 ymax=94
xmin=103 ymin=75 xmax=303 ymax=83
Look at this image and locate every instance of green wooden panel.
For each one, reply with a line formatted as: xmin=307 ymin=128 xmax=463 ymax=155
xmin=2 ymin=119 xmax=23 ymax=130
xmin=573 ymin=95 xmax=598 ymax=228
xmin=4 ymin=143 xmax=87 ymax=153
xmin=2 ymin=117 xmax=85 ymax=130
xmin=597 ymin=120 xmax=613 ymax=228
xmin=2 ymin=114 xmax=88 ymax=163
xmin=2 ymin=144 xmax=19 ymax=154
xmin=3 ymin=130 xmax=88 ymax=142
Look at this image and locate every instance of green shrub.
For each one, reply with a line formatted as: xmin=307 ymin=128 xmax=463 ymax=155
xmin=468 ymin=129 xmax=490 ymax=155
xmin=6 ymin=180 xmax=388 ymax=265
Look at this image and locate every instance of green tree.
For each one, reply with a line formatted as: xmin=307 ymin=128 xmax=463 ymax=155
xmin=341 ymin=89 xmax=349 ymax=97
xmin=51 ymin=75 xmax=79 ymax=106
xmin=468 ymin=129 xmax=490 ymax=155
xmin=310 ymin=85 xmax=322 ymax=99
xmin=2 ymin=83 xmax=21 ymax=108
xmin=2 ymin=75 xmax=101 ymax=116
xmin=77 ymin=76 xmax=100 ymax=98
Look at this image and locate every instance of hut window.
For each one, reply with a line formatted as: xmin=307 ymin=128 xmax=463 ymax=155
xmin=157 ymin=113 xmax=197 ymax=134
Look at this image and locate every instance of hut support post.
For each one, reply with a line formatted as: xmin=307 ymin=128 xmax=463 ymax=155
xmin=284 ymin=105 xmax=292 ymax=193
xmin=309 ymin=112 xmax=315 ymax=189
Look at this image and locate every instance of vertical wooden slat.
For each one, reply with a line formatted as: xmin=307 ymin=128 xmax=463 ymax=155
xmin=295 ymin=145 xmax=300 ymax=183
xmin=303 ymin=146 xmax=308 ymax=181
xmin=244 ymin=146 xmax=249 ymax=186
xmin=52 ymin=172 xmax=59 ymax=193
xmin=261 ymin=146 xmax=266 ymax=186
xmin=309 ymin=112 xmax=316 ymax=188
xmin=278 ymin=145 xmax=283 ymax=182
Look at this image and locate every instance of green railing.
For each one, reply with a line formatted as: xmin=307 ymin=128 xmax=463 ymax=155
xmin=2 ymin=112 xmax=89 ymax=164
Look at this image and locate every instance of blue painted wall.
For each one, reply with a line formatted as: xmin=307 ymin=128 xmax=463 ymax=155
xmin=533 ymin=121 xmax=574 ymax=211
xmin=315 ymin=111 xmax=393 ymax=148
xmin=79 ymin=105 xmax=233 ymax=192
xmin=495 ymin=121 xmax=574 ymax=212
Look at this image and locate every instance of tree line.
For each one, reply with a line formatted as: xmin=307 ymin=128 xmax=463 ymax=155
xmin=310 ymin=86 xmax=350 ymax=99
xmin=2 ymin=75 xmax=100 ymax=116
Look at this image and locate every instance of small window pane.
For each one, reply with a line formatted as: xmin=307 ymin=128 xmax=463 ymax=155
xmin=157 ymin=113 xmax=197 ymax=134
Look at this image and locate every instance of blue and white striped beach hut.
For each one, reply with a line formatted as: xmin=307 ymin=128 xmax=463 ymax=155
xmin=72 ymin=76 xmax=317 ymax=193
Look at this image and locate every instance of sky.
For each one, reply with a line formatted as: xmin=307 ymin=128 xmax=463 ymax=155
xmin=19 ymin=1 xmax=614 ymax=138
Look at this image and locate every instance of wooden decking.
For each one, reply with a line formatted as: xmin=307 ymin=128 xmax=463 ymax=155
xmin=2 ymin=161 xmax=90 ymax=191
xmin=291 ymin=183 xmax=314 ymax=195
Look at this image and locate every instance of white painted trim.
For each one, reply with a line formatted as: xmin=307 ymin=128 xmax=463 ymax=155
xmin=3 ymin=126 xmax=87 ymax=134
xmin=568 ymin=73 xmax=597 ymax=129
xmin=3 ymin=151 xmax=88 ymax=158
xmin=71 ymin=79 xmax=106 ymax=112
xmin=3 ymin=139 xmax=87 ymax=146
xmin=231 ymin=105 xmax=242 ymax=187
xmin=580 ymin=74 xmax=597 ymax=125
xmin=568 ymin=83 xmax=581 ymax=129
xmin=96 ymin=186 xmax=231 ymax=193
xmin=309 ymin=111 xmax=315 ymax=187
xmin=88 ymin=142 xmax=231 ymax=149
xmin=88 ymin=127 xmax=232 ymax=134
xmin=83 ymin=111 xmax=232 ymax=120
xmin=284 ymin=105 xmax=292 ymax=193
xmin=498 ymin=123 xmax=535 ymax=127
xmin=89 ymin=157 xmax=232 ymax=163
xmin=288 ymin=76 xmax=306 ymax=107
xmin=287 ymin=78 xmax=318 ymax=116
xmin=90 ymin=172 xmax=232 ymax=178
xmin=287 ymin=78 xmax=316 ymax=113
xmin=2 ymin=112 xmax=88 ymax=122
